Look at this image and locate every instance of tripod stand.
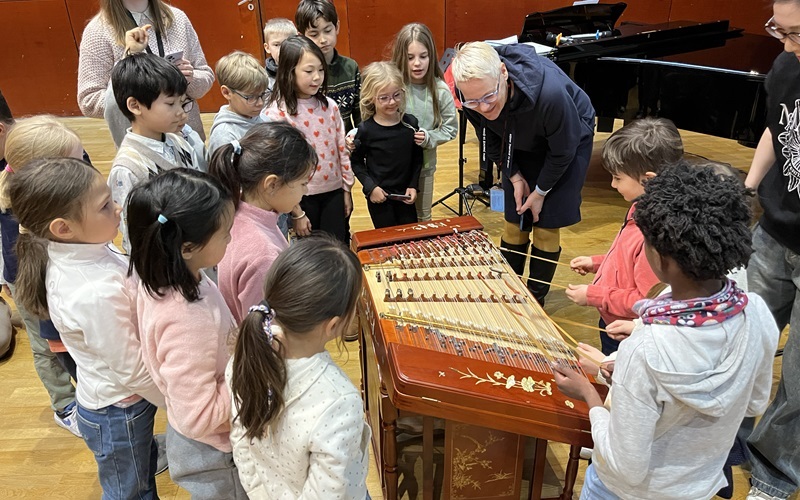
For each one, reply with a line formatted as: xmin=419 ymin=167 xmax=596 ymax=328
xmin=432 ymin=110 xmax=491 ymax=216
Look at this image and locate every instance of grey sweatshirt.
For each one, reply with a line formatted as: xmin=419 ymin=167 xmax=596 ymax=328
xmin=404 ymin=80 xmax=458 ymax=172
xmin=207 ymin=105 xmax=265 ymax=158
xmin=591 ymin=292 xmax=778 ymax=499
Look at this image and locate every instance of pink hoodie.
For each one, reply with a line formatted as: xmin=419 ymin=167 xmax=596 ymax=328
xmin=586 ymin=204 xmax=660 ymax=324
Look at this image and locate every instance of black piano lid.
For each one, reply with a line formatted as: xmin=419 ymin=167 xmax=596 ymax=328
xmin=599 ymin=33 xmax=782 ymax=79
xmin=549 ymin=20 xmax=742 ymax=63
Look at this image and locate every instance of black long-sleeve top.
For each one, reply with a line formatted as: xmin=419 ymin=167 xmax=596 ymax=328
xmin=351 ymin=114 xmax=423 ymax=196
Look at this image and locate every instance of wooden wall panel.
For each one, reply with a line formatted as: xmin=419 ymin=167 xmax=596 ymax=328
xmin=0 ymin=0 xmax=81 ymax=116
xmin=346 ymin=0 xmax=445 ymax=66
xmin=259 ymin=0 xmax=352 ymax=57
xmin=669 ymin=0 xmax=773 ymax=34
xmin=65 ymin=0 xmax=99 ymax=45
xmin=168 ymin=0 xmax=265 ymax=111
xmin=2 ymin=0 xmax=779 ymax=118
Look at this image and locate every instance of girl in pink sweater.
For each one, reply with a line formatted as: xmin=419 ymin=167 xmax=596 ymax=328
xmin=126 ymin=169 xmax=246 ymax=499
xmin=262 ymin=35 xmax=354 ymax=243
xmin=208 ymin=122 xmax=318 ymax=323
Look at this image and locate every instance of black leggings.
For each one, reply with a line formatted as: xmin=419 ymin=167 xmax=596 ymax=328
xmin=300 ymin=188 xmax=348 ymax=243
xmin=366 ymin=198 xmax=418 ymax=229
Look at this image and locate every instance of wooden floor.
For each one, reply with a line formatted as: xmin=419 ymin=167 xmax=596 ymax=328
xmin=0 ymin=114 xmax=787 ymax=499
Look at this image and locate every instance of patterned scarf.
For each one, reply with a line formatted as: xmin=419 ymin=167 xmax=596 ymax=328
xmin=633 ymin=279 xmax=748 ymax=327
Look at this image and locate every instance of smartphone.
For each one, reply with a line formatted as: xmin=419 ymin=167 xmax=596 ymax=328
xmin=165 ymin=50 xmax=184 ymax=64
xmin=387 ymin=193 xmax=412 ymax=201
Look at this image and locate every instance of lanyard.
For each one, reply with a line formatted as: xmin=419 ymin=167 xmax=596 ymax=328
xmin=125 ymin=10 xmax=164 ymax=58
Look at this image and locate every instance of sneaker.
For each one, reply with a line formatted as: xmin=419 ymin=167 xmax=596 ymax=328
xmin=579 ymin=447 xmax=593 ymax=460
xmin=746 ymin=487 xmax=785 ymax=500
xmin=154 ymin=433 xmax=168 ymax=475
xmin=54 ymin=403 xmax=82 ymax=437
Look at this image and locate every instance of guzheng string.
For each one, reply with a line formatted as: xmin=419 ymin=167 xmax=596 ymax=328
xmin=368 ymin=231 xmax=587 ymax=375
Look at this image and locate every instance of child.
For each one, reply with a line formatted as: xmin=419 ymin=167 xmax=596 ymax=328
xmin=108 ymin=49 xmax=198 ymax=252
xmin=209 ymin=122 xmax=317 ymax=323
xmin=0 ymin=115 xmax=80 ymax=435
xmin=553 ymin=162 xmax=779 ymax=500
xmin=78 ymin=0 xmax=214 ymax=146
xmin=8 ymin=158 xmax=165 ymax=498
xmin=126 ymin=169 xmax=246 ymax=498
xmin=263 ymin=17 xmax=297 ymax=93
xmin=295 ymin=0 xmax=360 ymax=132
xmin=227 ymin=234 xmax=370 ymax=498
xmin=391 ymin=23 xmax=458 ymax=221
xmin=567 ymin=118 xmax=682 ymax=355
xmin=351 ymin=62 xmax=423 ymax=228
xmin=207 ymin=51 xmax=269 ymax=156
xmin=263 ymin=35 xmax=353 ymax=243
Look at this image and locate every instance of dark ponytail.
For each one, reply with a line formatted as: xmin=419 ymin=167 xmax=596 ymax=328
xmin=208 ymin=122 xmax=318 ymax=209
xmin=127 ymin=169 xmax=232 ymax=302
xmin=230 ymin=234 xmax=362 ymax=438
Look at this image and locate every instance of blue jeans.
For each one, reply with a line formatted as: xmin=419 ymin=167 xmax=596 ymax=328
xmin=580 ymin=464 xmax=620 ymax=500
xmin=77 ymin=399 xmax=158 ymax=500
xmin=746 ymin=224 xmax=800 ymax=498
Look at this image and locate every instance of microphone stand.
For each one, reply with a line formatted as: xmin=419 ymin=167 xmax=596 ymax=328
xmin=432 ymin=109 xmax=490 ymax=216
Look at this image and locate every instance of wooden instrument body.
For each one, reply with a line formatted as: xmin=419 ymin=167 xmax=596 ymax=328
xmin=353 ymin=217 xmax=605 ymax=499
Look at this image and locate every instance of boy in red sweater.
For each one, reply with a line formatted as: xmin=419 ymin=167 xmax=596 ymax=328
xmin=567 ymin=118 xmax=683 ymax=355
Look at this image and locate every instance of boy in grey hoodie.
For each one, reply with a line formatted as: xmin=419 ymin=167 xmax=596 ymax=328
xmin=207 ymin=51 xmax=269 ymax=157
xmin=553 ymin=162 xmax=778 ymax=500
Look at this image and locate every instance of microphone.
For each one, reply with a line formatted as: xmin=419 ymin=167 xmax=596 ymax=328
xmin=546 ymin=30 xmax=613 ymax=46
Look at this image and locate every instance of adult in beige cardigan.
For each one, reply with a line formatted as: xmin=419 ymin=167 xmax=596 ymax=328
xmin=77 ymin=0 xmax=214 ymax=146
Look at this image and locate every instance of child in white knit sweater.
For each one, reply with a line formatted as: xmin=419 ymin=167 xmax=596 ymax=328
xmin=227 ymin=235 xmax=370 ymax=499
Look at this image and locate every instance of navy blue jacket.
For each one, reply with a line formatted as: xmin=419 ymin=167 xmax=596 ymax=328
xmin=463 ymin=43 xmax=595 ymax=192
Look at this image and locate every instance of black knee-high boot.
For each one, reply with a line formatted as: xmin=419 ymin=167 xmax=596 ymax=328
xmin=499 ymin=240 xmax=529 ymax=279
xmin=528 ymin=246 xmax=561 ymax=306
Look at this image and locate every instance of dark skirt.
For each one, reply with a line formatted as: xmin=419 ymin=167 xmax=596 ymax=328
xmin=502 ymin=132 xmax=593 ymax=230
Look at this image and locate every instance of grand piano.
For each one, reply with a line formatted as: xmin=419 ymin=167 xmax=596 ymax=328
xmin=519 ymin=2 xmax=782 ymax=147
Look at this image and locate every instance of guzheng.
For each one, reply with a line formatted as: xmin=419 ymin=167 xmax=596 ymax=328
xmin=353 ymin=216 xmax=606 ymax=500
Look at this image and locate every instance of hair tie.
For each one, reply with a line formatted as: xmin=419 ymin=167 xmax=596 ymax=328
xmin=157 ymin=214 xmax=168 ymax=224
xmin=248 ymin=300 xmax=276 ymax=405
xmin=3 ymin=165 xmax=13 ymax=174
xmin=247 ymin=300 xmax=275 ymax=345
xmin=230 ymin=140 xmax=242 ymax=164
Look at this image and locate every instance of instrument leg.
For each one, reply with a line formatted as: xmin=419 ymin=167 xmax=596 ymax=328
xmin=560 ymin=444 xmax=581 ymax=500
xmin=381 ymin=394 xmax=399 ymax=500
xmin=423 ymin=416 xmax=434 ymax=500
xmin=529 ymin=438 xmax=548 ymax=500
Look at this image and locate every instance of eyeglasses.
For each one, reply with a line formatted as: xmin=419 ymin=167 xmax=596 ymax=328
xmin=765 ymin=17 xmax=800 ymax=45
xmin=377 ymin=90 xmax=405 ymax=104
xmin=180 ymin=98 xmax=194 ymax=113
xmin=231 ymin=89 xmax=270 ymax=104
xmin=460 ymin=80 xmax=501 ymax=109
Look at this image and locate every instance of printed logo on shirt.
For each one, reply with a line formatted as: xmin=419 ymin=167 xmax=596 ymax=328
xmin=778 ymin=99 xmax=800 ymax=198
